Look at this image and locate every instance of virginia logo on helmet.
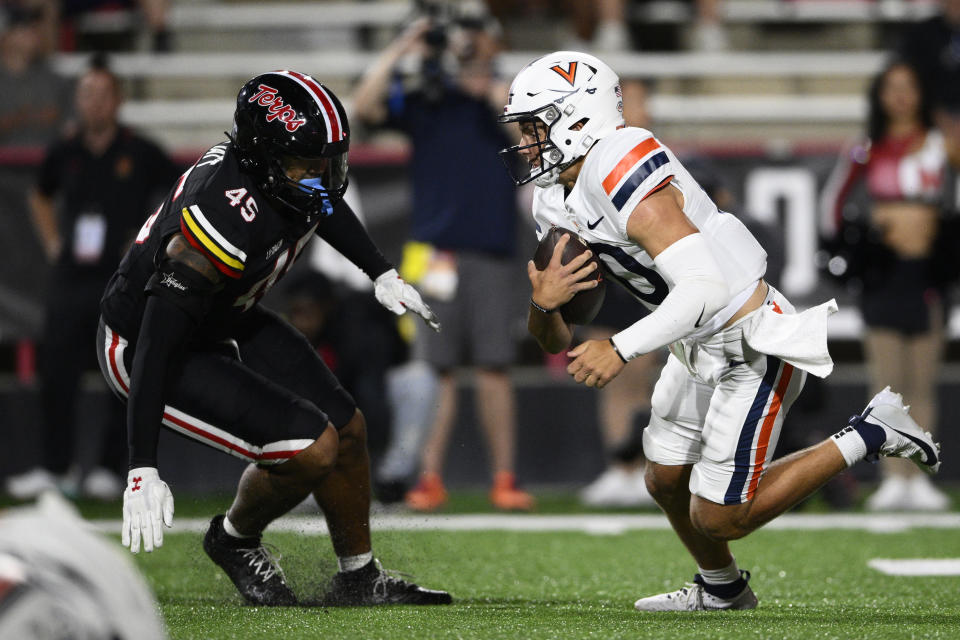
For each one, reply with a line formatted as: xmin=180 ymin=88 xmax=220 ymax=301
xmin=498 ymin=51 xmax=624 ymax=187
xmin=550 ymin=62 xmax=577 ymax=85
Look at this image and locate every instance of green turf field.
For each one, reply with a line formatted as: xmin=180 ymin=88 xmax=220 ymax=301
xmin=103 ymin=494 xmax=960 ymax=640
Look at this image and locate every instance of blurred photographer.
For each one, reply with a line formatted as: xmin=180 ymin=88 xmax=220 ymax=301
xmin=353 ymin=3 xmax=533 ymax=511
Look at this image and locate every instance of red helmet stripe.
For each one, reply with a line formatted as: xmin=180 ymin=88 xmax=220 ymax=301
xmin=272 ymin=70 xmax=343 ymax=142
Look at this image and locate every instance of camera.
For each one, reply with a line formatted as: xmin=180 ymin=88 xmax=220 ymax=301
xmin=413 ymin=0 xmax=491 ymax=101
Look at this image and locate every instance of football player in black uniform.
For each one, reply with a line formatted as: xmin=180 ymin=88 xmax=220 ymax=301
xmin=96 ymin=70 xmax=450 ymax=607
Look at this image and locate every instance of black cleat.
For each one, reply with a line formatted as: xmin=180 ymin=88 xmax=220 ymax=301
xmin=202 ymin=514 xmax=297 ymax=606
xmin=323 ymin=559 xmax=452 ymax=606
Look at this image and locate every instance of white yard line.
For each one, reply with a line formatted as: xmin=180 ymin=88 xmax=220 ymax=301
xmin=87 ymin=512 xmax=960 ymax=536
xmin=868 ymin=558 xmax=960 ymax=576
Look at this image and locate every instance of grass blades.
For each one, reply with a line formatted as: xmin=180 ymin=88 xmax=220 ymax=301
xmin=131 ymin=526 xmax=960 ymax=640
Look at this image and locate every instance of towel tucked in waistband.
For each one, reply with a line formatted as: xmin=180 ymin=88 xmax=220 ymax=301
xmin=742 ymin=298 xmax=839 ymax=378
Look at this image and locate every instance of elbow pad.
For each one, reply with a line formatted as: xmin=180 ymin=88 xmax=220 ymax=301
xmin=145 ymin=259 xmax=221 ymax=323
xmin=612 ymin=233 xmax=728 ymax=359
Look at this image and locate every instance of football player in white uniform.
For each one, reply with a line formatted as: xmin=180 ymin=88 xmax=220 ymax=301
xmin=499 ymin=51 xmax=942 ymax=611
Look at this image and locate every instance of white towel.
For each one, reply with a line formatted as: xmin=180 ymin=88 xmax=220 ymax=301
xmin=743 ymin=298 xmax=839 ymax=378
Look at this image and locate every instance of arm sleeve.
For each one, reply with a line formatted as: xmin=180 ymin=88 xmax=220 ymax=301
xmin=610 ymin=233 xmax=729 ymax=359
xmin=126 ymin=294 xmax=194 ymax=468
xmin=316 ymin=199 xmax=393 ymax=280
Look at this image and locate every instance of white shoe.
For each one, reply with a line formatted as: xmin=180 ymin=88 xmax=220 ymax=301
xmin=865 ymin=475 xmax=910 ymax=512
xmin=634 ymin=571 xmax=758 ymax=612
xmin=906 ymin=475 xmax=951 ymax=512
xmin=858 ymin=387 xmax=941 ymax=474
xmin=81 ymin=467 xmax=124 ymax=501
xmin=581 ymin=467 xmax=655 ymax=507
xmin=5 ymin=468 xmax=60 ymax=500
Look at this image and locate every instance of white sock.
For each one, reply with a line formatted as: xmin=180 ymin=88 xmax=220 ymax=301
xmin=223 ymin=515 xmax=257 ymax=539
xmin=338 ymin=551 xmax=374 ymax=573
xmin=831 ymin=425 xmax=868 ymax=467
xmin=698 ymin=560 xmax=741 ymax=585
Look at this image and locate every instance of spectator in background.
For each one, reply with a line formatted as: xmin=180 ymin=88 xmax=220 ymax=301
xmin=4 ymin=56 xmax=178 ymax=501
xmin=353 ymin=8 xmax=533 ymax=512
xmin=563 ymin=0 xmax=631 ymax=52
xmin=0 ymin=4 xmax=69 ymax=146
xmin=61 ymin=0 xmax=171 ymax=52
xmin=821 ymin=61 xmax=956 ymax=511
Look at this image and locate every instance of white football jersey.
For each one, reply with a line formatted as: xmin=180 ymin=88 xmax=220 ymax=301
xmin=532 ymin=127 xmax=767 ymax=339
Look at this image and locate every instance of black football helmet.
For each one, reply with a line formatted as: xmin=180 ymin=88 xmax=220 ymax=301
xmin=231 ymin=70 xmax=350 ymax=218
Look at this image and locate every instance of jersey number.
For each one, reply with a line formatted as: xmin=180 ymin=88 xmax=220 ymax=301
xmin=225 ymin=188 xmax=258 ymax=222
xmin=590 ymin=242 xmax=669 ymax=305
xmin=135 ymin=207 xmax=161 ymax=244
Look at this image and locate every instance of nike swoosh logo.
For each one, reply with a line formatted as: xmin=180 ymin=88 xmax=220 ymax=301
xmin=891 ymin=427 xmax=939 ymax=467
xmin=586 ymin=216 xmax=604 ymax=230
xmin=694 ymin=304 xmax=706 ymax=328
xmin=727 ymin=360 xmax=744 ymax=368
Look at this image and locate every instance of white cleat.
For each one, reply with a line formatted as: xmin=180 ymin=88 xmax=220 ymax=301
xmin=4 ymin=468 xmax=60 ymax=500
xmin=865 ymin=475 xmax=911 ymax=512
xmin=580 ymin=467 xmax=656 ymax=507
xmin=634 ymin=571 xmax=758 ymax=612
xmin=906 ymin=475 xmax=951 ymax=511
xmin=859 ymin=387 xmax=941 ymax=474
xmin=81 ymin=467 xmax=125 ymax=501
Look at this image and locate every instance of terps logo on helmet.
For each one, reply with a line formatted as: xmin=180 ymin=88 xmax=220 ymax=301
xmin=248 ymin=84 xmax=307 ymax=132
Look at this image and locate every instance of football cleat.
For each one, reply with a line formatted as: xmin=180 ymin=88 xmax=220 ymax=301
xmin=854 ymin=387 xmax=941 ymax=474
xmin=634 ymin=571 xmax=758 ymax=612
xmin=323 ymin=559 xmax=452 ymax=606
xmin=202 ymin=515 xmax=297 ymax=606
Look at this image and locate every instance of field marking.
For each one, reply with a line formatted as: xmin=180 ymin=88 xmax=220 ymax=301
xmin=87 ymin=512 xmax=960 ymax=536
xmin=868 ymin=558 xmax=960 ymax=576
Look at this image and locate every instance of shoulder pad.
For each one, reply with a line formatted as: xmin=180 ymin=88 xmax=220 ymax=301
xmin=587 ymin=128 xmax=673 ymax=213
xmin=179 ymin=203 xmax=248 ymax=279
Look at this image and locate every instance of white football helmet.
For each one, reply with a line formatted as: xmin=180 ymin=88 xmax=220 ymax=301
xmin=499 ymin=51 xmax=624 ymax=186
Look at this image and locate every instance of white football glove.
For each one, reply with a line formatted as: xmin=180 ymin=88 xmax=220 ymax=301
xmin=122 ymin=467 xmax=174 ymax=554
xmin=374 ymin=268 xmax=441 ymax=332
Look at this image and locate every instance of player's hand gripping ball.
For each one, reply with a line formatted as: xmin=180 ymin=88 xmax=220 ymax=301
xmin=533 ymin=226 xmax=606 ymax=324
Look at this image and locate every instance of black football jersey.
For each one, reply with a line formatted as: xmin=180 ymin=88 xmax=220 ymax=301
xmin=101 ymin=142 xmax=322 ymax=341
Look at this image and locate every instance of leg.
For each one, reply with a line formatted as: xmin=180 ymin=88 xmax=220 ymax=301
xmin=476 ymin=368 xmax=534 ymax=511
xmin=312 ymin=411 xmax=372 ymax=557
xmin=419 ymin=372 xmax=457 ymax=476
xmin=690 ymin=440 xmax=847 ymax=541
xmin=645 ymin=463 xmax=732 ymax=569
xmin=226 ymin=424 xmax=340 ymax=536
xmin=38 ymin=295 xmax=87 ymax=476
xmin=376 ymin=360 xmax=438 ymax=491
xmin=902 ymin=301 xmax=944 ymax=438
xmin=462 ymin=253 xmax=531 ymax=509
xmin=475 ymin=368 xmax=516 ymax=474
xmin=403 ymin=371 xmax=456 ymax=511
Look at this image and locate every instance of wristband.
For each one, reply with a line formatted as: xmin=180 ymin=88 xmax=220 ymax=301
xmin=530 ymin=298 xmax=556 ymax=314
xmin=609 ymin=337 xmax=629 ymax=363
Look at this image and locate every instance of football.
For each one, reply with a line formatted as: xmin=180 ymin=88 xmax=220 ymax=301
xmin=532 ymin=226 xmax=606 ymax=325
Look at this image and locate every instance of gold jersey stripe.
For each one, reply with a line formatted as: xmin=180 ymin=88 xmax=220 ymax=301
xmin=181 ymin=207 xmax=245 ymax=270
